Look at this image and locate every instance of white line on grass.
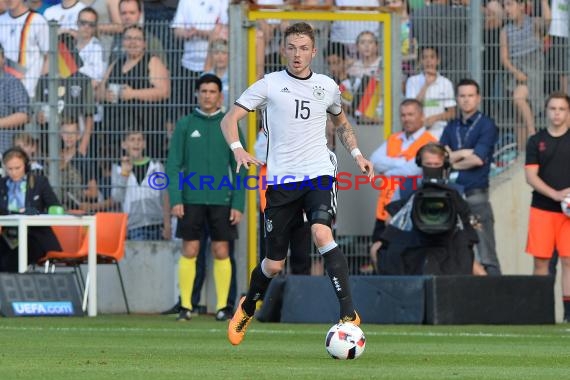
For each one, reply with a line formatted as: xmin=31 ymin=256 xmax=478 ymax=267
xmin=0 ymin=325 xmax=568 ymax=339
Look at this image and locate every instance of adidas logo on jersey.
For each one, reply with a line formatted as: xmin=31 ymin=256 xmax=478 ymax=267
xmin=190 ymin=130 xmax=201 ymax=138
xmin=280 ymin=87 xmax=290 ymax=93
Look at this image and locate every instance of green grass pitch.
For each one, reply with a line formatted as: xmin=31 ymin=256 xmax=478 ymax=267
xmin=1 ymin=315 xmax=569 ymax=379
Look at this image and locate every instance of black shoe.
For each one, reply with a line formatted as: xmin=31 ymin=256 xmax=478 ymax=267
xmin=215 ymin=306 xmax=233 ymax=321
xmin=161 ymin=299 xmax=181 ymax=315
xmin=176 ymin=307 xmax=192 ymax=322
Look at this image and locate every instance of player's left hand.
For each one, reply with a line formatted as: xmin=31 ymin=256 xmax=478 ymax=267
xmin=229 ymin=209 xmax=243 ymax=225
xmin=233 ymin=148 xmax=263 ymax=173
xmin=355 ymin=155 xmax=374 ymax=180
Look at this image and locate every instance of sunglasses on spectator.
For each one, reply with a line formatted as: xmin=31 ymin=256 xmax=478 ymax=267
xmin=78 ymin=20 xmax=97 ymax=28
xmin=124 ymin=35 xmax=144 ymax=42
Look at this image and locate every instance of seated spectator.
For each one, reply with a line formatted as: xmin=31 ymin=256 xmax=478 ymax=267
xmin=111 ymin=130 xmax=170 ymax=240
xmin=0 ymin=147 xmax=62 ymax=272
xmin=500 ymin=0 xmax=548 ymax=148
xmin=347 ymin=30 xmax=382 ymax=125
xmin=12 ymin=133 xmax=44 ymax=174
xmin=0 ymin=42 xmax=29 ymax=155
xmin=98 ymin=25 xmax=170 ymax=160
xmin=405 ymin=46 xmax=456 ymax=140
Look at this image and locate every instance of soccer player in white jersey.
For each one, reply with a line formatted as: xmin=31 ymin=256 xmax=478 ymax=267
xmin=221 ymin=22 xmax=374 ymax=346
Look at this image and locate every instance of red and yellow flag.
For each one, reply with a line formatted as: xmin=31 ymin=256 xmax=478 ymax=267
xmin=58 ymin=40 xmax=79 ymax=79
xmin=355 ymin=75 xmax=381 ymax=120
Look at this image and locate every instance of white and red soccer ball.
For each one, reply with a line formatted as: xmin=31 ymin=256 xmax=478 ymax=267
xmin=325 ymin=322 xmax=366 ymax=360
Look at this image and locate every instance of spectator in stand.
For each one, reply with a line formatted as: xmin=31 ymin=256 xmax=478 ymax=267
xmin=111 ymin=129 xmax=170 ymax=240
xmin=405 ymin=46 xmax=456 ymax=140
xmin=109 ymin=0 xmax=166 ymax=64
xmin=348 ymin=30 xmax=383 ymax=125
xmin=0 ymin=0 xmax=49 ymax=98
xmin=411 ymin=0 xmax=469 ymax=86
xmin=44 ymin=0 xmax=87 ymax=35
xmin=324 ymin=42 xmax=355 ymax=145
xmin=36 ymin=34 xmax=95 ymax=156
xmin=76 ymin=7 xmax=107 ymax=89
xmin=59 ymin=119 xmax=99 ymax=210
xmin=324 ymin=42 xmax=354 ymax=114
xmin=204 ymin=39 xmax=229 ymax=111
xmin=500 ymin=0 xmax=549 ymax=149
xmin=142 ymin=0 xmax=179 ymax=88
xmin=98 ymin=25 xmax=170 ymax=160
xmin=171 ymin=0 xmax=227 ymax=113
xmin=12 ymin=133 xmax=44 ymax=174
xmin=86 ymin=0 xmax=125 ymax=56
xmin=0 ymin=42 xmax=29 ymax=155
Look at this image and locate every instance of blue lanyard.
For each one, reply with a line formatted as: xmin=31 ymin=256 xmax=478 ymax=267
xmin=455 ymin=113 xmax=482 ymax=150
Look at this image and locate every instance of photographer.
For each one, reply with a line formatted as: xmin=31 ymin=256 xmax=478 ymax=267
xmin=377 ymin=142 xmax=479 ymax=276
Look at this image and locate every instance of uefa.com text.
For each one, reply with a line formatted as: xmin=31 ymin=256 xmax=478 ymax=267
xmin=146 ymin=172 xmax=421 ymax=192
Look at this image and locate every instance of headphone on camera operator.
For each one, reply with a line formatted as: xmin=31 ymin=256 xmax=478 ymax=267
xmin=415 ymin=142 xmax=451 ymax=184
xmin=411 ymin=143 xmax=460 ymax=235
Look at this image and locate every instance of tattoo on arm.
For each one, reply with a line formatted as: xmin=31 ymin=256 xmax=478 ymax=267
xmin=336 ymin=122 xmax=358 ymax=152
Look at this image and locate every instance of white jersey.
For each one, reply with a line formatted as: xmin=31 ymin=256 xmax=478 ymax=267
xmin=0 ymin=10 xmax=49 ymax=98
xmin=78 ymin=37 xmax=106 ymax=82
xmin=44 ymin=1 xmax=86 ymax=30
xmin=236 ymin=70 xmax=342 ymax=183
xmin=405 ymin=73 xmax=456 ymax=140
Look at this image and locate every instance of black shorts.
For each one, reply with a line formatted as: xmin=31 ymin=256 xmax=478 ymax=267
xmin=175 ymin=204 xmax=238 ymax=241
xmin=371 ymin=219 xmax=386 ymax=243
xmin=263 ymin=176 xmax=336 ymax=261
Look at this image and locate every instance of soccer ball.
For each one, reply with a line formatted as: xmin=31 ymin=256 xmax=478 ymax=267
xmin=325 ymin=322 xmax=366 ymax=360
xmin=562 ymin=195 xmax=570 ymax=217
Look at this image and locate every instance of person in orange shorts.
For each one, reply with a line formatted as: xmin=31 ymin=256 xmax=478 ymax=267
xmin=524 ymin=91 xmax=570 ymax=322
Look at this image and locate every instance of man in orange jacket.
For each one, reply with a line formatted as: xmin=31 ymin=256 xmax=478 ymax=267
xmin=368 ymin=98 xmax=437 ymax=270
